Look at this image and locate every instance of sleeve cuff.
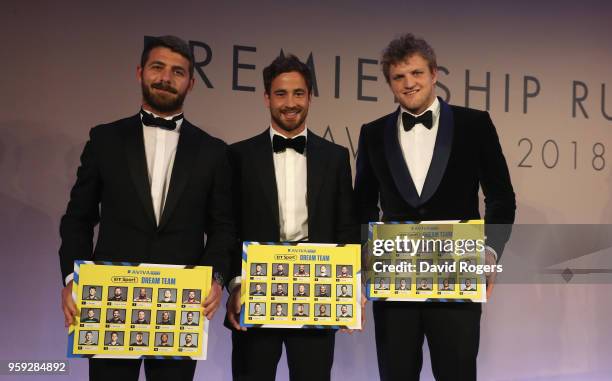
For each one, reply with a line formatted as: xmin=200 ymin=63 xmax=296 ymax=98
xmin=228 ymin=276 xmax=242 ymax=293
xmin=65 ymin=273 xmax=74 ymax=287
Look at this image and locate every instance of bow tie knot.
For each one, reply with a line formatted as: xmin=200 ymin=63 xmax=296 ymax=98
xmin=272 ymin=134 xmax=306 ymax=154
xmin=402 ymin=110 xmax=433 ymax=131
xmin=141 ymin=110 xmax=183 ymax=131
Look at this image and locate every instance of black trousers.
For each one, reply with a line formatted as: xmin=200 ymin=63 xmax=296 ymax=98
xmin=89 ymin=358 xmax=196 ymax=381
xmin=232 ymin=328 xmax=336 ymax=381
xmin=373 ymin=301 xmax=481 ymax=381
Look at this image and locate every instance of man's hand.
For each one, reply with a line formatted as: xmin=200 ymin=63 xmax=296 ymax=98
xmin=360 ymin=287 xmax=367 ymax=328
xmin=340 ymin=287 xmax=367 ymax=334
xmin=61 ymin=280 xmax=78 ymax=327
xmin=486 ymin=272 xmax=496 ymax=300
xmin=202 ymin=281 xmax=222 ymax=320
xmin=485 ymin=248 xmax=497 ymax=300
xmin=226 ymin=285 xmax=246 ymax=331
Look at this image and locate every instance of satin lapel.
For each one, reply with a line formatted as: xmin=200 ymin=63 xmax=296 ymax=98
xmin=123 ymin=114 xmax=156 ymax=225
xmin=420 ymin=98 xmax=454 ymax=204
xmin=306 ymin=131 xmax=327 ymax=223
xmin=383 ymin=108 xmax=420 ymax=207
xmin=158 ymin=121 xmax=199 ymax=230
xmin=253 ymin=130 xmax=280 ymax=230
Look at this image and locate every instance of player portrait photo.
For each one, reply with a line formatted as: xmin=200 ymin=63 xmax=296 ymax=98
xmin=293 ymin=263 xmax=310 ymax=277
xmin=182 ymin=289 xmax=201 ymax=304
xmin=155 ymin=332 xmax=173 ymax=347
xmin=105 ymin=308 xmax=126 ymax=324
xmin=272 ymin=263 xmax=289 ymax=277
xmin=250 ymin=263 xmax=267 ymax=276
xmin=395 ymin=277 xmax=411 ymax=291
xmin=108 ymin=286 xmax=128 ymax=302
xmin=156 ymin=310 xmax=175 ymax=325
xmin=80 ymin=308 xmax=100 ymax=323
xmin=104 ymin=331 xmax=124 ymax=346
xmin=181 ymin=311 xmax=200 ymax=326
xmin=315 ymin=284 xmax=331 ymax=297
xmin=82 ymin=285 xmax=101 ymax=301
xmin=249 ymin=302 xmax=265 ymax=316
xmin=461 ymin=278 xmax=477 ymax=291
xmin=337 ymin=304 xmax=353 ymax=318
xmin=132 ymin=287 xmax=152 ymax=302
xmin=157 ymin=288 xmax=177 ymax=303
xmin=250 ymin=283 xmax=267 ymax=296
xmin=375 ymin=277 xmax=390 ymax=290
xmin=131 ymin=309 xmax=151 ymax=325
xmin=337 ymin=284 xmax=353 ymax=298
xmin=129 ymin=331 xmax=149 ymax=347
xmin=417 ymin=278 xmax=432 ymax=291
xmin=315 ymin=303 xmax=330 ymax=317
xmin=439 ymin=259 xmax=455 ymax=273
xmin=293 ymin=283 xmax=310 ymax=297
xmin=440 ymin=277 xmax=456 ymax=291
xmin=272 ymin=283 xmax=288 ymax=296
xmin=79 ymin=330 xmax=98 ymax=345
xmin=336 ymin=264 xmax=353 ymax=278
xmin=293 ymin=303 xmax=309 ymax=317
xmin=271 ymin=303 xmax=288 ymax=317
xmin=180 ymin=333 xmax=198 ymax=348
xmin=416 ymin=259 xmax=433 ymax=274
xmin=315 ymin=264 xmax=331 ymax=278
xmin=459 ymin=257 xmax=476 ymax=272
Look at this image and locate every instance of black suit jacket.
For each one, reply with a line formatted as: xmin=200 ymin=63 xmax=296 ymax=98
xmin=59 ymin=114 xmax=235 ymax=282
xmin=355 ymin=98 xmax=515 ymax=255
xmin=228 ymin=129 xmax=359 ymax=282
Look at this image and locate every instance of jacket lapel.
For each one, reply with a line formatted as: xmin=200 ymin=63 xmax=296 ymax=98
xmin=420 ymin=98 xmax=454 ymax=204
xmin=123 ymin=114 xmax=156 ymax=225
xmin=158 ymin=120 xmax=199 ymax=230
xmin=383 ymin=107 xmax=420 ymax=207
xmin=306 ymin=131 xmax=328 ymax=224
xmin=253 ymin=130 xmax=280 ymax=231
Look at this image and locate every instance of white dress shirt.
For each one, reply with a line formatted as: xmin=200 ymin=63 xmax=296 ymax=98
xmin=228 ymin=127 xmax=309 ymax=292
xmin=64 ymin=110 xmax=182 ymax=285
xmin=398 ymin=97 xmax=440 ymax=196
xmin=141 ymin=110 xmax=182 ymax=225
xmin=270 ymin=127 xmax=309 ymax=242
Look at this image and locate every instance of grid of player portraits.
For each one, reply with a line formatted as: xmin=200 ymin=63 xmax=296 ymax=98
xmin=371 ymin=247 xmax=483 ymax=297
xmin=245 ymin=262 xmax=357 ymax=323
xmin=76 ymin=285 xmax=204 ymax=353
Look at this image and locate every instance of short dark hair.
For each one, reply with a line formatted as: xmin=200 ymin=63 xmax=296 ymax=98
xmin=141 ymin=35 xmax=194 ymax=77
xmin=381 ymin=33 xmax=437 ymax=83
xmin=263 ymin=54 xmax=313 ymax=94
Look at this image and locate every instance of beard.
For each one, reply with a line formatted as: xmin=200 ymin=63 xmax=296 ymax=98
xmin=270 ymin=106 xmax=308 ymax=133
xmin=142 ymin=81 xmax=187 ymax=114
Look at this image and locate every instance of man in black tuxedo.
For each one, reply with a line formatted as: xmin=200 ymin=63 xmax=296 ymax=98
xmin=59 ymin=35 xmax=234 ymax=381
xmin=355 ymin=34 xmax=516 ymax=381
xmin=225 ymin=55 xmax=359 ymax=381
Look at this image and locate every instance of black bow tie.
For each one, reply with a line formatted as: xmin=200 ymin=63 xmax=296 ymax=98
xmin=272 ymin=134 xmax=306 ymax=154
xmin=140 ymin=110 xmax=183 ymax=131
xmin=402 ymin=110 xmax=433 ymax=131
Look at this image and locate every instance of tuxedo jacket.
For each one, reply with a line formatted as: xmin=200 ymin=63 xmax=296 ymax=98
xmin=59 ymin=114 xmax=235 ymax=282
xmin=355 ymin=98 xmax=516 ymax=255
xmin=228 ymin=129 xmax=359 ymax=281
